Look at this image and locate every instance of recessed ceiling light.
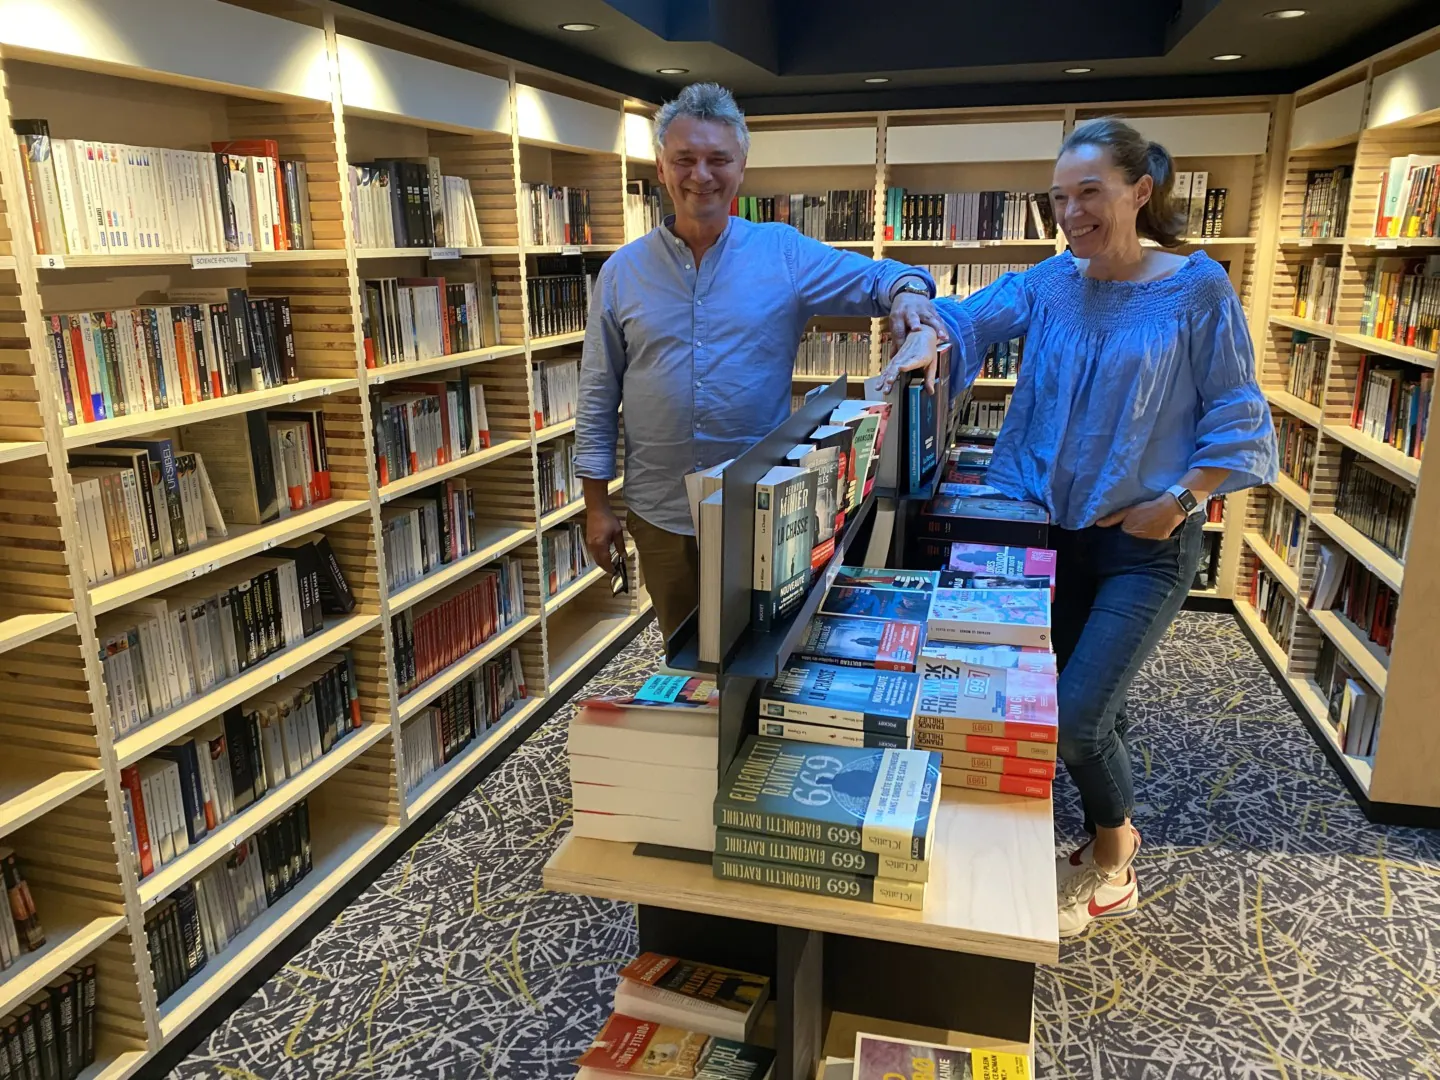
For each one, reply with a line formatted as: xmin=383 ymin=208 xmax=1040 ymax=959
xmin=1212 ymin=53 xmax=1244 ymax=61
xmin=864 ymin=77 xmax=890 ymax=84
xmin=657 ymin=67 xmax=688 ymax=75
xmin=559 ymin=22 xmax=598 ymax=31
xmin=1263 ymin=8 xmax=1307 ymax=18
xmin=1064 ymin=67 xmax=1093 ymax=74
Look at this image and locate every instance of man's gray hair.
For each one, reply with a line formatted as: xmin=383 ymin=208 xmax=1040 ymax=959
xmin=654 ymin=82 xmax=750 ymax=155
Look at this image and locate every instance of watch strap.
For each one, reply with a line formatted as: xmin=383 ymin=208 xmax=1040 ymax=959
xmin=1166 ymin=483 xmax=1200 ymax=514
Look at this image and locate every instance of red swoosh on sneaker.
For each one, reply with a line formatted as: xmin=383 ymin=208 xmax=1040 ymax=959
xmin=1089 ymin=888 xmax=1136 ymax=917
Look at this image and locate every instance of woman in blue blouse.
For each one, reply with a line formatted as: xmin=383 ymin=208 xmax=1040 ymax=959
xmin=888 ymin=118 xmax=1278 ymax=938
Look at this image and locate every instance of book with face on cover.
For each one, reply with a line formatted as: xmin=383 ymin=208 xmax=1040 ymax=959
xmin=574 ymin=1013 xmax=775 ymax=1078
xmin=853 ymin=1032 xmax=1031 ymax=1080
xmin=926 ymin=587 xmax=1051 ymax=648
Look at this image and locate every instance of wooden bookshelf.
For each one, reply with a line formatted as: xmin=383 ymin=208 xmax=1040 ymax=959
xmin=1240 ymin=24 xmax=1440 ymax=819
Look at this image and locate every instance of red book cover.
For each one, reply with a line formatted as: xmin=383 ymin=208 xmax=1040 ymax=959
xmin=574 ymin=1013 xmax=711 ymax=1075
xmin=211 ymin=139 xmax=285 ymax=249
xmin=939 ymin=749 xmax=1056 ymax=780
xmin=875 ymin=619 xmax=922 ymax=671
xmin=119 ymin=766 xmax=154 ymax=878
xmin=940 ymin=766 xmax=1051 ymax=799
xmin=66 ymin=316 xmax=95 ymax=423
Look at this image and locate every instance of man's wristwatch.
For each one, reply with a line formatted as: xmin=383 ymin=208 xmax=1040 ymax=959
xmin=890 ymin=278 xmax=932 ymax=303
xmin=1166 ymin=484 xmax=1201 ymax=516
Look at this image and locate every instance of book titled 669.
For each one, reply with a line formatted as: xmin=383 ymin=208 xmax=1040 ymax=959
xmin=713 ymin=737 xmax=942 ymax=862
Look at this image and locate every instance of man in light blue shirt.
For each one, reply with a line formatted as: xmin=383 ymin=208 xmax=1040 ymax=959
xmin=575 ymin=82 xmax=944 ymax=640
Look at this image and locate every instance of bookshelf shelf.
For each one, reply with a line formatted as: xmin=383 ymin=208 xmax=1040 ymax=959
xmin=547 ymin=606 xmax=641 ymax=689
xmin=0 ymin=912 xmax=127 ymax=1018
xmin=792 ymin=372 xmax=858 ymax=384
xmin=1347 ymin=236 xmax=1440 ymax=250
xmin=542 ymin=563 xmax=609 ymax=617
xmin=973 ymin=377 xmax=1017 ymax=389
xmin=1268 ymin=313 xmax=1335 ymax=338
xmin=883 ymin=239 xmax=1057 ymax=250
xmin=0 ymin=767 xmax=104 ymax=842
xmin=0 ymin=439 xmax=47 ymax=464
xmin=364 ymin=343 xmax=528 ymax=385
xmin=1309 ymin=512 xmax=1404 ymax=592
xmin=356 ymin=246 xmax=520 ymax=259
xmin=1270 ymin=472 xmax=1313 ymax=514
xmin=377 ymin=436 xmax=532 ymax=503
xmin=1329 ymin=330 xmax=1437 ymax=369
xmin=1263 ymin=387 xmax=1324 ymax=427
xmin=530 ymin=330 xmax=587 ymax=351
xmin=534 ymin=417 xmax=577 ymax=444
xmin=1322 ymin=422 xmax=1423 ymax=483
xmin=1235 ymin=598 xmax=1289 ymax=670
xmin=404 ymin=695 xmax=545 ymax=817
xmin=387 ymin=526 xmax=535 ymax=614
xmin=1290 ymin=676 xmax=1374 ymax=791
xmin=1310 ymin=608 xmax=1389 ymax=694
xmin=38 ymin=250 xmax=346 ymax=270
xmin=113 ymin=613 xmax=382 ymax=769
xmin=523 ymin=244 xmax=620 ymax=255
xmin=1189 ymin=586 xmax=1219 ymax=598
xmin=1244 ymin=531 xmax=1301 ymax=594
xmin=156 ymin=816 xmax=399 ymax=1039
xmin=1278 ymin=236 xmax=1346 ymax=247
xmin=88 ymin=497 xmax=372 ymax=616
xmin=0 ymin=610 xmax=76 ymax=655
xmin=136 ymin=723 xmax=392 ymax=909
xmin=84 ymin=1050 xmax=149 ymax=1080
xmin=395 ymin=614 xmax=540 ymax=722
xmin=60 ymin=378 xmax=360 ymax=452
xmin=1203 ymin=521 xmax=1226 ymax=533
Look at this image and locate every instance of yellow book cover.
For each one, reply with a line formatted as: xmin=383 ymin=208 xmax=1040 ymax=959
xmin=852 ymin=1031 xmax=1031 ymax=1080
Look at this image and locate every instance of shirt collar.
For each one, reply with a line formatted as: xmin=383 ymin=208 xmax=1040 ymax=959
xmin=661 ymin=214 xmax=735 ymax=255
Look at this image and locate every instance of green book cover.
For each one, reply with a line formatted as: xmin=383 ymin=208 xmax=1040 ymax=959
xmin=714 ymin=827 xmax=930 ymax=883
xmin=714 ymin=736 xmax=940 ymax=860
xmin=713 ymin=854 xmax=925 ymax=909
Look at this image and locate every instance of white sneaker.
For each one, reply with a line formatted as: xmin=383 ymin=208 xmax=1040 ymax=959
xmin=1058 ymin=865 xmax=1139 ymax=939
xmin=1056 ymin=828 xmax=1141 ymax=893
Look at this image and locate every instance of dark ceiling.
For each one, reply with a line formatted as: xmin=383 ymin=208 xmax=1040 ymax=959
xmin=346 ymin=0 xmax=1440 ymax=113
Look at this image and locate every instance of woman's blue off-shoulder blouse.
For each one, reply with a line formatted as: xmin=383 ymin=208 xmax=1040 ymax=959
xmin=935 ymin=250 xmax=1279 ymax=530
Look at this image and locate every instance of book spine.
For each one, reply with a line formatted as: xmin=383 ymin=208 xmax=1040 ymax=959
xmin=712 ymin=855 xmax=924 ymax=909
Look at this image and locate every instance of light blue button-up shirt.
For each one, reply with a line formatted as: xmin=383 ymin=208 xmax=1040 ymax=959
xmin=936 ymin=251 xmax=1278 ymax=530
xmin=575 ymin=216 xmax=933 ymax=535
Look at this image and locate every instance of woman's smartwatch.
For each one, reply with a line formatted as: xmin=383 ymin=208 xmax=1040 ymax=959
xmin=1166 ymin=484 xmax=1201 ymax=515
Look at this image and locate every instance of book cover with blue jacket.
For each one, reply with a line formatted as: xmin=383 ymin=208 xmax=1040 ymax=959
xmin=760 ymin=661 xmax=920 ymax=735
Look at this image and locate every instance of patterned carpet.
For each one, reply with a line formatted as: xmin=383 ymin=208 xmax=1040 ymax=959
xmin=170 ymin=612 xmax=1440 ymax=1080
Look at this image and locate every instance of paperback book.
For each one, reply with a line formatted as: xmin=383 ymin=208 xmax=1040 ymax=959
xmin=581 ymin=673 xmax=720 ymax=712
xmin=760 ymin=661 xmax=920 ymax=736
xmin=913 ymin=729 xmax=1058 ymax=761
xmin=615 ymin=953 xmax=770 ymax=1042
xmin=926 ymin=588 xmax=1052 ymax=648
xmin=575 ymin=1013 xmax=775 ymax=1079
xmin=941 ymin=544 xmax=1057 ymax=595
xmin=712 ymin=854 xmax=925 ymax=910
xmin=752 ymin=465 xmax=818 ymax=630
xmin=714 ymin=737 xmax=941 ymax=860
xmin=853 ymin=1031 xmax=1031 ymax=1080
xmin=917 ymin=495 xmax=1049 ymax=549
xmin=832 ymin=567 xmax=938 ymax=593
xmin=917 ymin=641 xmax=1057 ymax=681
xmin=795 ymin=613 xmax=923 ymax=672
xmin=916 ymin=669 xmax=1058 ymax=732
xmin=819 ymin=585 xmax=931 ymax=623
xmin=939 ymin=767 xmax=1051 ymax=799
xmin=758 ymin=717 xmax=908 ymax=750
xmin=713 ymin=828 xmax=929 ymax=883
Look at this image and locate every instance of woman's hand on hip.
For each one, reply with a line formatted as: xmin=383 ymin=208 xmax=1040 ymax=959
xmin=1097 ymin=495 xmax=1186 ymax=539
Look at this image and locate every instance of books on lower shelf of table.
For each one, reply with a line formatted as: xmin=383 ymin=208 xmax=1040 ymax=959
xmin=852 ymin=1031 xmax=1031 ymax=1080
xmin=711 ymin=737 xmax=940 ymax=909
xmin=567 ymin=671 xmax=721 ymax=852
xmin=614 ymin=952 xmax=771 ymax=1042
xmin=575 ymin=1012 xmax=775 ymax=1079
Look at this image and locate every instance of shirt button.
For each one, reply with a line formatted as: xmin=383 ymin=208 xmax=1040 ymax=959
xmin=686 ymin=264 xmax=693 ymax=269
xmin=696 ymin=341 xmax=703 ymax=347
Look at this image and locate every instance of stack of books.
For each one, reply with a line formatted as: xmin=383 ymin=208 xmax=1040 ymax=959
xmin=712 ymin=737 xmax=940 ymax=910
xmin=566 ymin=671 xmax=720 ymax=851
xmin=910 ymin=442 xmax=1050 ymax=565
xmin=917 ymin=543 xmax=1059 ymax=799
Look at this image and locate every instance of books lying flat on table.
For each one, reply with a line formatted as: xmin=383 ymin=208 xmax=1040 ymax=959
xmin=760 ymin=662 xmax=919 ymax=737
xmin=820 ymin=585 xmax=931 ymax=623
xmin=832 ymin=567 xmax=937 ymax=593
xmin=575 ymin=1013 xmax=775 ymax=1079
xmin=941 ymin=543 xmax=1057 ymax=595
xmin=913 ymin=728 xmax=1058 ymax=761
xmin=614 ymin=953 xmax=770 ymax=1042
xmin=917 ymin=641 xmax=1057 ymax=680
xmin=713 ymin=828 xmax=930 ymax=884
xmin=795 ymin=613 xmax=923 ymax=672
xmin=926 ymin=588 xmax=1051 ymax=649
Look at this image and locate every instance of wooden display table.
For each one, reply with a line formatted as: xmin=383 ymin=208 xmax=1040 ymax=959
xmin=543 ymin=789 xmax=1059 ymax=1080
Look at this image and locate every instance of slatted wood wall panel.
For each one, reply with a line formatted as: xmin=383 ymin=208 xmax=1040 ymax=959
xmin=0 ymin=273 xmax=45 ymax=443
xmin=1239 ymin=152 xmax=1268 ymax=312
xmin=1309 ymin=440 xmax=1346 ymax=516
xmin=13 ymin=785 xmax=125 ymax=912
xmin=484 ymin=452 xmax=540 ymax=528
xmin=248 ymin=262 xmax=360 ymax=379
xmin=476 ymin=354 xmax=533 ymax=439
xmin=1323 ymin=346 xmax=1367 ymax=426
xmin=491 ymin=261 xmax=526 ymax=345
xmin=92 ymin=932 xmax=151 ymax=1052
xmin=1333 ymin=251 xmax=1372 ymax=334
xmin=317 ymin=392 xmax=372 ymax=501
xmin=427 ymin=132 xmax=519 ymax=247
xmin=516 ymin=622 xmax=547 ymax=699
xmin=311 ymin=737 xmax=398 ymax=825
xmin=0 ymin=456 xmax=76 ymax=614
xmin=0 ymin=630 xmax=98 ymax=769
xmin=0 ymin=153 xmax=12 ymax=259
xmin=326 ymin=514 xmax=382 ymax=614
xmin=1288 ymin=607 xmax=1325 ymax=682
xmin=226 ymin=99 xmax=346 ymax=251
xmin=551 ymin=152 xmax=624 ymax=246
xmin=514 ymin=536 xmax=543 ymax=618
xmin=1278 ymin=148 xmax=1355 ymax=238
xmin=347 ymin=624 xmax=390 ymax=722
xmin=1261 ymin=324 xmax=1298 ymax=394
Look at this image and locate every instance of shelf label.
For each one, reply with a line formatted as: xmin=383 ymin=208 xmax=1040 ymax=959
xmin=1298 ymin=239 xmax=1313 ymax=248
xmin=1375 ymin=240 xmax=1397 ymax=250
xmin=192 ymin=252 xmax=251 ymax=269
xmin=429 ymin=247 xmax=460 ymax=260
xmin=560 ymin=245 xmax=582 ymax=256
xmin=953 ymin=240 xmax=980 ymax=249
xmin=35 ymin=253 xmax=65 ymax=269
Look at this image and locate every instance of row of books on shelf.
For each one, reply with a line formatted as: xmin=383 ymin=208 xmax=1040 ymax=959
xmin=372 ymin=377 xmax=492 ymax=487
xmin=97 ymin=533 xmax=354 ymax=737
xmin=1374 ymin=154 xmax=1439 ymax=240
xmin=381 ymin=478 xmax=484 ymax=593
xmin=538 ymin=437 xmax=582 ymax=515
xmin=541 ymin=522 xmax=593 ymax=599
xmin=13 ymin=121 xmax=314 ymax=256
xmin=360 ymin=273 xmax=500 ymax=368
xmin=884 ymin=188 xmax=1055 ymax=243
xmin=1298 ymin=166 xmax=1351 ymax=239
xmin=1250 ymin=565 xmax=1296 ymax=653
xmin=1285 ymin=333 xmax=1326 ymax=406
xmin=399 ymin=652 xmax=529 ymax=793
xmin=118 ymin=650 xmax=360 ymax=881
xmin=980 ymin=337 xmax=1023 ymax=379
xmin=44 ymin=289 xmax=299 ymax=428
xmin=1336 ymin=452 xmax=1412 ymax=560
xmin=1277 ymin=417 xmax=1316 ymax=490
xmin=528 ymin=272 xmax=589 ymax=338
xmin=1312 ymin=544 xmax=1397 ymax=655
xmin=793 ymin=329 xmax=872 ymax=377
xmin=730 ymin=191 xmax=874 ymax=243
xmin=1313 ymin=637 xmax=1381 ymax=760
xmin=146 ymin=799 xmax=313 ymax=1007
xmin=1264 ymin=494 xmax=1304 ymax=571
xmin=1358 ymin=256 xmax=1439 ymax=353
xmin=959 ymin=393 xmax=1010 ymax=435
xmin=1351 ymin=356 xmax=1431 ymax=459
xmin=923 ymin=262 xmax=1032 ymax=300
xmin=623 ymin=179 xmax=664 ymax=243
xmin=0 ymin=848 xmax=43 ymax=972
xmin=347 ymin=158 xmax=484 ymax=249
xmin=390 ymin=556 xmax=525 ymax=698
xmin=0 ymin=958 xmax=97 ymax=1080
xmin=534 ymin=353 xmax=580 ymax=427
xmin=521 ymin=183 xmax=593 ymax=247
xmin=1292 ymin=255 xmax=1338 ymax=324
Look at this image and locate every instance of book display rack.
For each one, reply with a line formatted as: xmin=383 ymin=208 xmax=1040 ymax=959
xmin=0 ymin=1 xmax=656 ymax=1071
xmin=544 ymin=378 xmax=1059 ymax=1080
xmin=1238 ymin=26 xmax=1440 ymax=823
